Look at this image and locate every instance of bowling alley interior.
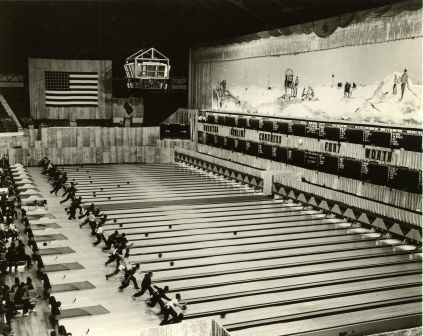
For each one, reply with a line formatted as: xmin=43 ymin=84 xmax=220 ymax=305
xmin=0 ymin=0 xmax=421 ymax=335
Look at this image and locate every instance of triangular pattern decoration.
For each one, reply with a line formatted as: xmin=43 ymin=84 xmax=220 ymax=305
xmin=287 ymin=190 xmax=296 ymax=199
xmin=331 ymin=204 xmax=343 ymax=215
xmin=308 ymin=197 xmax=318 ymax=206
xmin=371 ymin=219 xmax=387 ymax=230
xmin=367 ymin=214 xmax=377 ymax=224
xmin=406 ymin=229 xmax=422 ymax=242
xmin=338 ymin=205 xmax=347 ymax=213
xmin=389 ymin=223 xmax=404 ymax=236
xmin=372 ymin=218 xmax=386 ymax=230
xmin=352 ymin=208 xmax=363 ymax=219
xmin=357 ymin=213 xmax=370 ymax=224
xmin=399 ymin=224 xmax=412 ymax=237
xmin=297 ymin=193 xmax=307 ymax=203
xmin=319 ymin=200 xmax=330 ymax=211
xmin=384 ymin=221 xmax=394 ymax=231
xmin=343 ymin=208 xmax=356 ymax=220
xmin=278 ymin=187 xmax=287 ymax=196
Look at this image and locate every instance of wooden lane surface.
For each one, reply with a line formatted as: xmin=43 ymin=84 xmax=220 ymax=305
xmin=177 ymin=263 xmax=422 ymax=302
xmin=153 ymin=254 xmax=421 ymax=287
xmin=100 ymin=199 xmax=296 ymax=214
xmin=179 ymin=277 xmax=422 ymax=317
xmin=230 ymin=302 xmax=422 ymax=336
xmin=80 ymin=191 xmax=256 ymax=205
xmin=103 ymin=206 xmax=309 ymax=226
xmin=127 ymin=245 xmax=404 ymax=274
xmin=133 ymin=239 xmax=397 ymax=263
xmin=80 ymin=190 xmax=254 ymax=204
xmin=53 ymin=164 xmax=421 ymax=335
xmin=106 ymin=217 xmax=339 ymax=239
xmin=102 ymin=209 xmax=320 ymax=231
xmin=222 ymin=288 xmax=421 ymax=332
xmin=118 ymin=223 xmax=352 ymax=247
xmin=127 ymin=230 xmax=377 ymax=255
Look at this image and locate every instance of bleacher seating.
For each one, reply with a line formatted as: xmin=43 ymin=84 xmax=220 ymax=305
xmin=0 ymin=88 xmax=31 ymax=127
xmin=32 ymin=120 xmax=70 ymax=128
xmin=76 ymin=119 xmax=114 ymax=127
xmin=0 ymin=99 xmax=19 ymax=132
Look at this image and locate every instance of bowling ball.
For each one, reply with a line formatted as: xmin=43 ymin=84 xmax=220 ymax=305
xmin=127 ymin=182 xmax=130 ymax=184
xmin=43 ymin=242 xmax=48 ymax=246
xmin=88 ymin=176 xmax=91 ymax=179
xmin=113 ymin=219 xmax=117 ymax=223
xmin=182 ymin=305 xmax=187 ymax=310
xmin=145 ymin=233 xmax=148 ymax=237
xmin=90 ymin=181 xmax=92 ymax=184
xmin=170 ymin=261 xmax=174 ymax=266
xmin=220 ymin=313 xmax=226 ymax=318
xmin=108 ymin=197 xmax=111 ymax=200
xmin=158 ymin=253 xmax=162 ymax=258
xmin=100 ymin=188 xmax=103 ymax=191
xmin=119 ymin=224 xmax=123 ymax=228
xmin=117 ymin=185 xmax=120 ymax=188
xmin=169 ymin=225 xmax=172 ymax=229
xmin=234 ymin=231 xmax=237 ymax=235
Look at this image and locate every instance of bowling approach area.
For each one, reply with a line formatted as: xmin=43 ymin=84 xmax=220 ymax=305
xmin=24 ymin=163 xmax=421 ymax=336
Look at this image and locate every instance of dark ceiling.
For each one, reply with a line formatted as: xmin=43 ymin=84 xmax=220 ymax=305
xmin=0 ymin=0 xmax=408 ymax=76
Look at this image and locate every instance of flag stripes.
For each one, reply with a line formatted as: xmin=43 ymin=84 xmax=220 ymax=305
xmin=45 ymin=71 xmax=99 ymax=107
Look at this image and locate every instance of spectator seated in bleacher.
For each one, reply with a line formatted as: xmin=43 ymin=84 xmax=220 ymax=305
xmin=13 ymin=282 xmax=37 ymax=316
xmin=49 ymin=296 xmax=61 ymax=327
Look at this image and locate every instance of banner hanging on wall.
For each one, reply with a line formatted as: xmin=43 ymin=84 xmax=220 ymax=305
xmin=45 ymin=71 xmax=98 ymax=107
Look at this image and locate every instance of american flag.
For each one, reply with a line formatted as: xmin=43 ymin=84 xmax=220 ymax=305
xmin=45 ymin=71 xmax=98 ymax=107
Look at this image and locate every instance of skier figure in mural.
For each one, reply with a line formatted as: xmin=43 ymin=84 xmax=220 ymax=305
xmin=306 ymin=86 xmax=315 ymax=100
xmin=284 ymin=69 xmax=294 ymax=98
xmin=215 ymin=80 xmax=240 ymax=109
xmin=392 ymin=74 xmax=399 ymax=95
xmin=301 ymin=87 xmax=307 ymax=100
xmin=400 ymin=68 xmax=408 ymax=100
xmin=293 ymin=76 xmax=299 ymax=97
xmin=344 ymin=82 xmax=351 ymax=98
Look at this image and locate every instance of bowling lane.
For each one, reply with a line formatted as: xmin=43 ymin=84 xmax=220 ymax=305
xmin=133 ymin=245 xmax=404 ymax=274
xmin=177 ymin=264 xmax=422 ymax=301
xmin=123 ymin=222 xmax=350 ymax=246
xmin=135 ymin=239 xmax=394 ymax=262
xmin=230 ymin=302 xmax=422 ymax=336
xmin=181 ymin=277 xmax=422 ymax=317
xmin=128 ymin=231 xmax=373 ymax=255
xmin=155 ymin=254 xmax=420 ymax=287
xmin=103 ymin=212 xmax=326 ymax=235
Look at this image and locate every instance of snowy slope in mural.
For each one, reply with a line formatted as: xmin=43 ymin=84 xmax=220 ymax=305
xmin=214 ymin=72 xmax=422 ymax=126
